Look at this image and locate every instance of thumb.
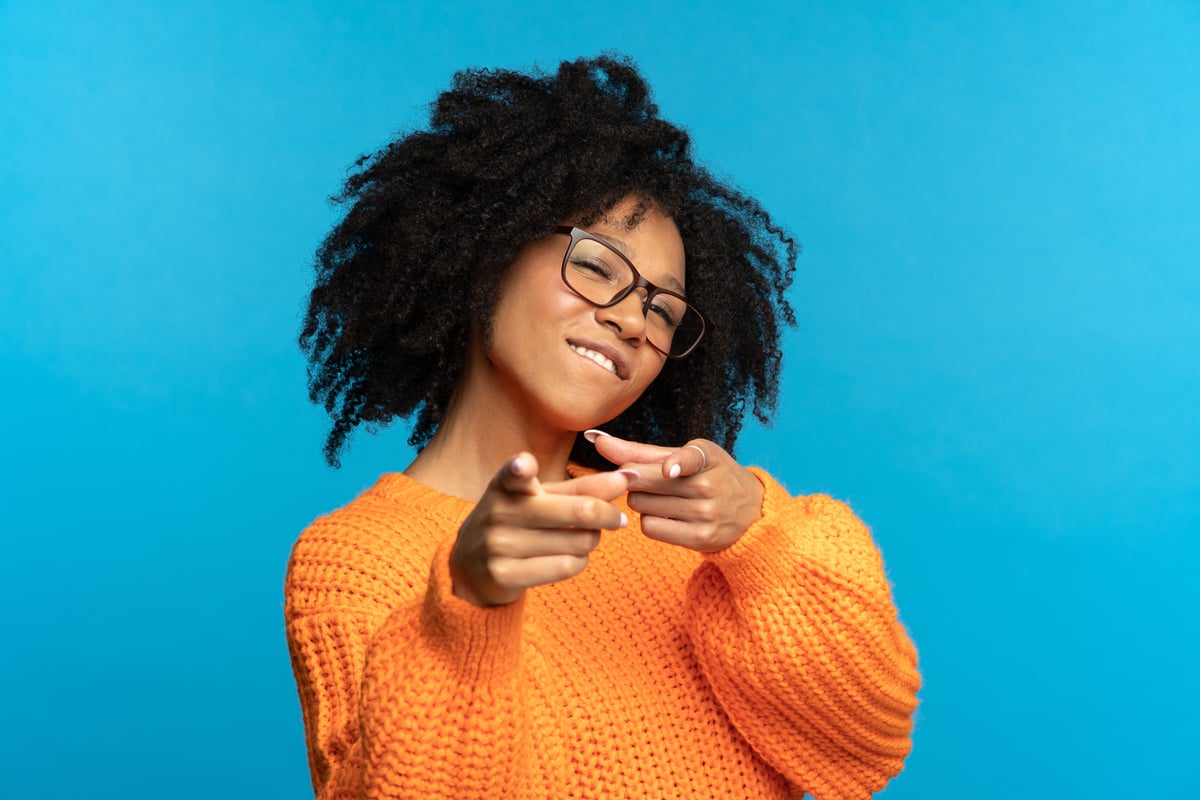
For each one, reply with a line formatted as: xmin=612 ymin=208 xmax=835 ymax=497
xmin=542 ymin=470 xmax=631 ymax=502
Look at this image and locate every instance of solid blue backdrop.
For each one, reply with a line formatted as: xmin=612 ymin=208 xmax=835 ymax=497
xmin=2 ymin=1 xmax=1196 ymax=797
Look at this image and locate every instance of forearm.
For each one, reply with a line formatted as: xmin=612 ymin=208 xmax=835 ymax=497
xmin=362 ymin=537 xmax=532 ymax=797
xmin=686 ymin=470 xmax=920 ymax=800
xmin=290 ymin=537 xmax=537 ymax=799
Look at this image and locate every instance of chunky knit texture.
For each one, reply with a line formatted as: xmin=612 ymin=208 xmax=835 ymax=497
xmin=285 ymin=467 xmax=920 ymax=799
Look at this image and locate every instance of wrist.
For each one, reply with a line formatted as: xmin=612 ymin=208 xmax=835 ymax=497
xmin=733 ymin=467 xmax=766 ymax=534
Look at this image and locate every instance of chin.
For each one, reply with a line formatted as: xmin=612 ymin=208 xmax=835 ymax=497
xmin=546 ymin=406 xmax=626 ymax=435
xmin=539 ymin=389 xmax=639 ymax=435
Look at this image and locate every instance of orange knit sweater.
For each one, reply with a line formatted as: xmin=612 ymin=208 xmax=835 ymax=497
xmin=285 ymin=466 xmax=920 ymax=800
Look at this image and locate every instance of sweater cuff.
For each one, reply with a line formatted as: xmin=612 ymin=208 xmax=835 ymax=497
xmin=420 ymin=534 xmax=526 ymax=680
xmin=702 ymin=467 xmax=806 ymax=590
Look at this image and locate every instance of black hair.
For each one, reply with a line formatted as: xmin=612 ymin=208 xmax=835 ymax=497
xmin=301 ymin=54 xmax=796 ymax=469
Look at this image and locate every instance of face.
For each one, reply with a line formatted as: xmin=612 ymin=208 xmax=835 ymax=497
xmin=477 ymin=199 xmax=687 ymax=433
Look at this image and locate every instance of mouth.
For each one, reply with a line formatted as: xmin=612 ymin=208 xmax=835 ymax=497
xmin=567 ymin=340 xmax=627 ymax=379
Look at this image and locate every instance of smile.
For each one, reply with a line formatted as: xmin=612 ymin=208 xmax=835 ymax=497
xmin=569 ymin=343 xmax=618 ymax=376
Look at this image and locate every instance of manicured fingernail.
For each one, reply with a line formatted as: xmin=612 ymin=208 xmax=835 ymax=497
xmin=619 ymin=512 xmax=628 ymax=528
xmin=667 ymin=463 xmax=681 ymax=479
xmin=510 ymin=455 xmax=526 ymax=474
xmin=583 ymin=429 xmax=611 ymax=443
xmin=617 ymin=469 xmax=639 ymax=484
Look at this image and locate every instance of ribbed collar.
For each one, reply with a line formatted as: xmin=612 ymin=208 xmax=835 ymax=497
xmin=369 ymin=463 xmax=602 ymax=519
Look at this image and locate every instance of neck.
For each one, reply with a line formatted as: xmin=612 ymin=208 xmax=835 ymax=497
xmin=403 ymin=340 xmax=578 ymax=501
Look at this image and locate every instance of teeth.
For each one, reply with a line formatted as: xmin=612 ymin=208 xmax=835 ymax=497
xmin=570 ymin=344 xmax=617 ymax=375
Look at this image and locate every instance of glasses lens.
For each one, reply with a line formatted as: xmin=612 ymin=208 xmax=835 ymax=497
xmin=658 ymin=299 xmax=704 ymax=357
xmin=563 ymin=238 xmax=633 ymax=305
xmin=563 ymin=236 xmax=704 ymax=357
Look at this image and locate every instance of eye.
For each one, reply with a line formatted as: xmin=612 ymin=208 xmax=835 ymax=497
xmin=569 ymin=256 xmax=616 ymax=281
xmin=648 ymin=296 xmax=681 ymax=328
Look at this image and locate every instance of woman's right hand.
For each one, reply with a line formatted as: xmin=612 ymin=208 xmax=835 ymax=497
xmin=449 ymin=453 xmax=631 ymax=607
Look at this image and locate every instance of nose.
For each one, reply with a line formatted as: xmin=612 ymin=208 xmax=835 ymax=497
xmin=595 ymin=290 xmax=648 ymax=345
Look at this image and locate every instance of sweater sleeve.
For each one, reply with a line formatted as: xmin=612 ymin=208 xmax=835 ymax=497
xmin=286 ymin=517 xmax=541 ymax=799
xmin=684 ymin=469 xmax=921 ymax=800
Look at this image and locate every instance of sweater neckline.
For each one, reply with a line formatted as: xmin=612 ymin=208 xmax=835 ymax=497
xmin=370 ymin=462 xmax=600 ymax=517
xmin=371 ymin=471 xmax=475 ymax=517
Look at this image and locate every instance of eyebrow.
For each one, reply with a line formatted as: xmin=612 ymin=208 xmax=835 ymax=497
xmin=590 ymin=231 xmax=687 ymax=296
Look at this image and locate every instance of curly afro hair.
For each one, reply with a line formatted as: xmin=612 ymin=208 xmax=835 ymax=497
xmin=301 ymin=54 xmax=796 ymax=469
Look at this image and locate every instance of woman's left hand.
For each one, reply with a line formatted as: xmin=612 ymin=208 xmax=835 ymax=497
xmin=586 ymin=430 xmax=765 ymax=552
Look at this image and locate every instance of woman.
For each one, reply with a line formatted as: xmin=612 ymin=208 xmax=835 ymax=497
xmin=286 ymin=55 xmax=920 ymax=800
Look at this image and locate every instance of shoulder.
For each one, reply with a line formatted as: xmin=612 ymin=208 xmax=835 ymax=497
xmin=748 ymin=467 xmax=866 ymax=521
xmin=295 ymin=472 xmax=473 ymax=548
xmin=742 ymin=467 xmax=887 ymax=570
xmin=285 ymin=474 xmax=470 ymax=619
xmin=290 ymin=477 xmax=428 ymax=559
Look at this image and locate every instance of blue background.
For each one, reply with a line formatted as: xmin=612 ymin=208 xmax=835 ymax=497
xmin=3 ymin=1 xmax=1197 ymax=797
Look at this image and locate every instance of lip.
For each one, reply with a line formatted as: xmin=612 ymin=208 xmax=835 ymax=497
xmin=566 ymin=337 xmax=630 ymax=380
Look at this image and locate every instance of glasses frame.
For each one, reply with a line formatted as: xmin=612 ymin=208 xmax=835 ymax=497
xmin=553 ymin=226 xmax=707 ymax=358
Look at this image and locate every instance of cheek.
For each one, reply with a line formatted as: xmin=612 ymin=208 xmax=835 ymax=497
xmin=504 ymin=269 xmax=582 ymax=319
xmin=630 ymin=354 xmax=668 ymax=397
xmin=491 ymin=279 xmax=561 ymax=337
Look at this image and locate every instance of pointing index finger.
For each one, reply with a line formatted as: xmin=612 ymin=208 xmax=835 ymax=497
xmin=495 ymin=452 xmax=542 ymax=496
xmin=584 ymin=429 xmax=676 ymax=465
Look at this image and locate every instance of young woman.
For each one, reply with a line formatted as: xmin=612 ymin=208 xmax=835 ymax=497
xmin=286 ymin=56 xmax=919 ymax=800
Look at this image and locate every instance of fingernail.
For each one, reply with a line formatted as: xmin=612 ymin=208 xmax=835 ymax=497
xmin=583 ymin=429 xmax=611 ymax=443
xmin=616 ymin=468 xmax=639 ymax=482
xmin=667 ymin=463 xmax=681 ymax=479
xmin=619 ymin=512 xmax=628 ymax=528
xmin=510 ymin=455 xmax=526 ymax=474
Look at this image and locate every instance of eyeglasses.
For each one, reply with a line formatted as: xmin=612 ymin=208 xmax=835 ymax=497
xmin=554 ymin=226 xmax=706 ymax=358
